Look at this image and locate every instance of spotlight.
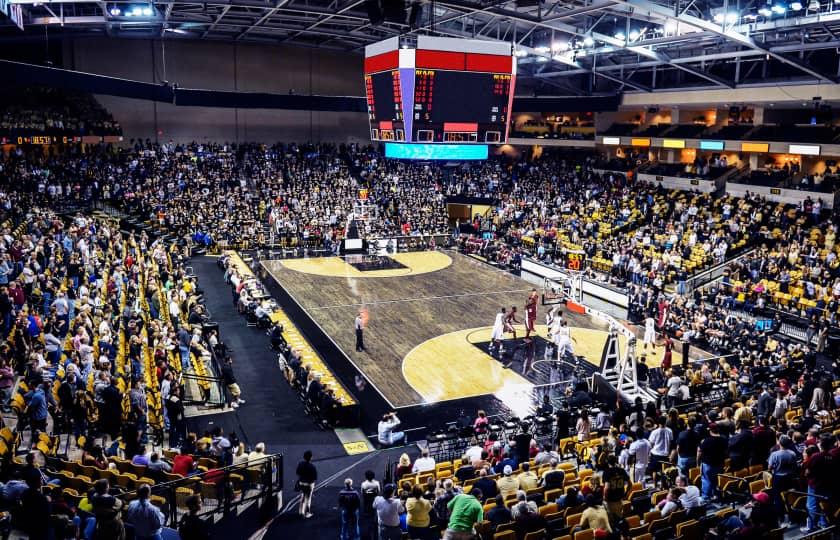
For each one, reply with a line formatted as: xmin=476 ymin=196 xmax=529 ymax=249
xmin=583 ymin=35 xmax=595 ymax=46
xmin=629 ymin=29 xmax=640 ymax=40
xmin=551 ymin=41 xmax=567 ymax=52
xmin=142 ymin=6 xmax=153 ymax=15
xmin=109 ymin=5 xmax=121 ymax=15
xmin=758 ymin=6 xmax=773 ymax=14
xmin=790 ymin=1 xmax=803 ymax=8
xmin=808 ymin=0 xmax=820 ymax=9
xmin=614 ymin=31 xmax=626 ymax=40
xmin=771 ymin=4 xmax=787 ymax=13
xmin=131 ymin=6 xmax=143 ymax=15
xmin=534 ymin=45 xmax=550 ymax=53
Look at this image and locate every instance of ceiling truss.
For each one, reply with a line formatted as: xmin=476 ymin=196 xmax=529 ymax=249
xmin=4 ymin=0 xmax=840 ymax=94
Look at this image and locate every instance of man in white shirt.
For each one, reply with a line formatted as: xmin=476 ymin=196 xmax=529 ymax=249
xmin=648 ymin=418 xmax=674 ymax=477
xmin=377 ymin=413 xmax=405 ymax=446
xmin=628 ymin=430 xmax=652 ymax=484
xmin=412 ymin=448 xmax=436 ymax=473
xmin=675 ymin=475 xmax=701 ymax=510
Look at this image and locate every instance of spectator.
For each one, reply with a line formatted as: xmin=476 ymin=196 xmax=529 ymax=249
xmin=338 ymin=478 xmax=361 ymax=540
xmin=443 ymin=488 xmax=483 ymax=540
xmin=125 ymin=484 xmax=165 ymax=540
xmin=373 ymin=483 xmax=402 ymax=540
xmin=405 ymin=484 xmax=433 ymax=540
xmin=178 ymin=495 xmax=210 ymax=540
xmin=296 ymin=450 xmax=317 ymax=519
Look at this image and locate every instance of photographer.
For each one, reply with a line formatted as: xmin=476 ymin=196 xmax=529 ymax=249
xmin=377 ymin=412 xmax=405 ymax=447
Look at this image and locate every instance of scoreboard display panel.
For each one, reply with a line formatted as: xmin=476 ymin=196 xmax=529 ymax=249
xmin=414 ymin=70 xmax=512 ymax=143
xmin=364 ymin=36 xmax=515 ymax=145
xmin=364 ymin=69 xmax=405 ymax=141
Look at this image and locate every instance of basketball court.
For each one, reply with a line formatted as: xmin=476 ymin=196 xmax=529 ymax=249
xmin=261 ymin=250 xmax=691 ymax=411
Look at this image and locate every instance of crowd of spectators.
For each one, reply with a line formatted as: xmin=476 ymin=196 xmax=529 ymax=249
xmin=0 ymin=194 xmax=276 ymax=538
xmin=0 ymin=88 xmax=122 ymax=138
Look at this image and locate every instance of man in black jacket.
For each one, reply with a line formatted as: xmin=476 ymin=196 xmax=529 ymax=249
xmin=338 ymin=478 xmax=361 ymax=540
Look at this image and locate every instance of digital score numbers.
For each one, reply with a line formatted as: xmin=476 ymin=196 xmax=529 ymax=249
xmin=1 ymin=135 xmax=74 ymax=145
xmin=564 ymin=251 xmax=587 ymax=272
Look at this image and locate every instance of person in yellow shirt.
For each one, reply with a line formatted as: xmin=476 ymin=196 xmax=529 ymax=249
xmin=404 ymin=485 xmax=432 ymax=539
xmin=517 ymin=462 xmax=539 ymax=491
xmin=496 ymin=465 xmax=519 ymax=500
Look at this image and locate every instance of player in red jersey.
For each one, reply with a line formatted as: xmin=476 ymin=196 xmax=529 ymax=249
xmin=524 ymin=289 xmax=538 ymax=338
xmin=504 ymin=306 xmax=520 ymax=339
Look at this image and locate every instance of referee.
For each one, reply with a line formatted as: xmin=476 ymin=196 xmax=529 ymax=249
xmin=355 ymin=311 xmax=366 ymax=352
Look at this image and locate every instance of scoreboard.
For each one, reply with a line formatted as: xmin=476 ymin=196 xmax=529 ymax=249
xmin=364 ymin=36 xmax=516 ymax=144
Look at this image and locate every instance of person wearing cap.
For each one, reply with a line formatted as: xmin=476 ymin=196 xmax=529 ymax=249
xmin=496 ymin=465 xmax=518 ymax=500
xmin=803 ymin=434 xmax=836 ymax=533
xmin=372 ymin=483 xmax=402 ymax=540
xmin=443 ymin=487 xmax=483 ymax=540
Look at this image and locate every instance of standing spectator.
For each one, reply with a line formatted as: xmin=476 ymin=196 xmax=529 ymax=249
xmin=648 ymin=417 xmax=673 ymax=474
xmin=443 ymin=488 xmax=483 ymax=540
xmin=338 ymin=478 xmax=361 ymax=540
xmin=727 ymin=421 xmax=754 ymax=471
xmin=221 ymin=356 xmax=245 ymax=409
xmin=165 ymin=384 xmax=186 ymax=448
xmin=405 ymin=484 xmax=433 ymax=540
xmin=697 ymin=423 xmax=726 ymax=501
xmin=602 ymin=455 xmax=630 ymax=519
xmin=628 ymin=428 xmax=651 ymax=484
xmin=803 ymin=435 xmax=836 ymax=533
xmin=296 ymin=450 xmax=317 ymax=519
xmin=372 ymin=483 xmax=402 ymax=540
xmin=19 ymin=477 xmax=49 ymax=540
xmin=767 ymin=434 xmax=798 ymax=520
xmin=676 ymin=416 xmax=700 ymax=475
xmin=126 ymin=484 xmax=165 ymax=540
xmin=24 ymin=382 xmax=51 ymax=440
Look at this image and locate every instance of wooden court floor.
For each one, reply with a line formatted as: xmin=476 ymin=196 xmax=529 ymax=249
xmin=261 ymin=251 xmax=679 ymax=409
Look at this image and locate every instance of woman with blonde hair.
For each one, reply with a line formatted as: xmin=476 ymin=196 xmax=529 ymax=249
xmin=395 ymin=453 xmax=412 ymax=479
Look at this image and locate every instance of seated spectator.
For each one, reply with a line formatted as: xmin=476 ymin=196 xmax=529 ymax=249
xmin=486 ymin=494 xmax=512 ymax=530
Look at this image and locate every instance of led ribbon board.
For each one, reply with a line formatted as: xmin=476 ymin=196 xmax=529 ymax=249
xmin=384 ymin=143 xmax=489 ymax=160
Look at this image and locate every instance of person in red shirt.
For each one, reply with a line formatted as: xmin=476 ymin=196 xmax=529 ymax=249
xmin=803 ymin=434 xmax=837 ymax=532
xmin=172 ymin=448 xmax=196 ymax=477
xmin=524 ymin=289 xmax=538 ymax=339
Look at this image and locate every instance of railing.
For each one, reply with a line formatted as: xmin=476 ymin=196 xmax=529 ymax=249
xmin=117 ymin=453 xmax=284 ymax=527
xmin=181 ymin=371 xmax=227 ymax=408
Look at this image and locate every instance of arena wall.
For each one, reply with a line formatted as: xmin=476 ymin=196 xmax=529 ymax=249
xmin=62 ymin=38 xmax=370 ymax=143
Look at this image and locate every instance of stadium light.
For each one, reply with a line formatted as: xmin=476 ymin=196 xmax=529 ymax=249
xmin=109 ymin=5 xmax=121 ymax=15
xmin=583 ymin=36 xmax=595 ymax=46
xmin=790 ymin=1 xmax=803 ymax=9
xmin=771 ymin=4 xmax=787 ymax=13
xmin=534 ymin=45 xmax=550 ymax=53
xmin=628 ymin=29 xmax=640 ymax=40
xmin=551 ymin=41 xmax=568 ymax=52
xmin=614 ymin=31 xmax=626 ymax=40
xmin=758 ymin=6 xmax=773 ymax=14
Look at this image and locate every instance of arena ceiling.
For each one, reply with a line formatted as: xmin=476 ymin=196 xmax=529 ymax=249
xmin=4 ymin=0 xmax=840 ymax=93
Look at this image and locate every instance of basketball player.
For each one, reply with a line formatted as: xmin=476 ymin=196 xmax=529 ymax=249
xmin=524 ymin=289 xmax=538 ymax=338
xmin=490 ymin=307 xmax=506 ymax=356
xmin=504 ymin=306 xmax=520 ymax=340
xmin=555 ymin=320 xmax=576 ymax=361
xmin=643 ymin=314 xmax=656 ymax=351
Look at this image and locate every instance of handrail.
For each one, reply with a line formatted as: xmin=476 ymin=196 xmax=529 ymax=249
xmin=118 ymin=452 xmax=283 ymax=496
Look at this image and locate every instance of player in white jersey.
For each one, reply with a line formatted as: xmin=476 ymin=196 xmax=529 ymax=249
xmin=555 ymin=320 xmax=575 ymax=360
xmin=490 ymin=307 xmax=506 ymax=355
xmin=643 ymin=315 xmax=656 ymax=350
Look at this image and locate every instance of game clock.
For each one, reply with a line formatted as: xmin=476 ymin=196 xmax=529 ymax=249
xmin=563 ymin=250 xmax=587 ymax=272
